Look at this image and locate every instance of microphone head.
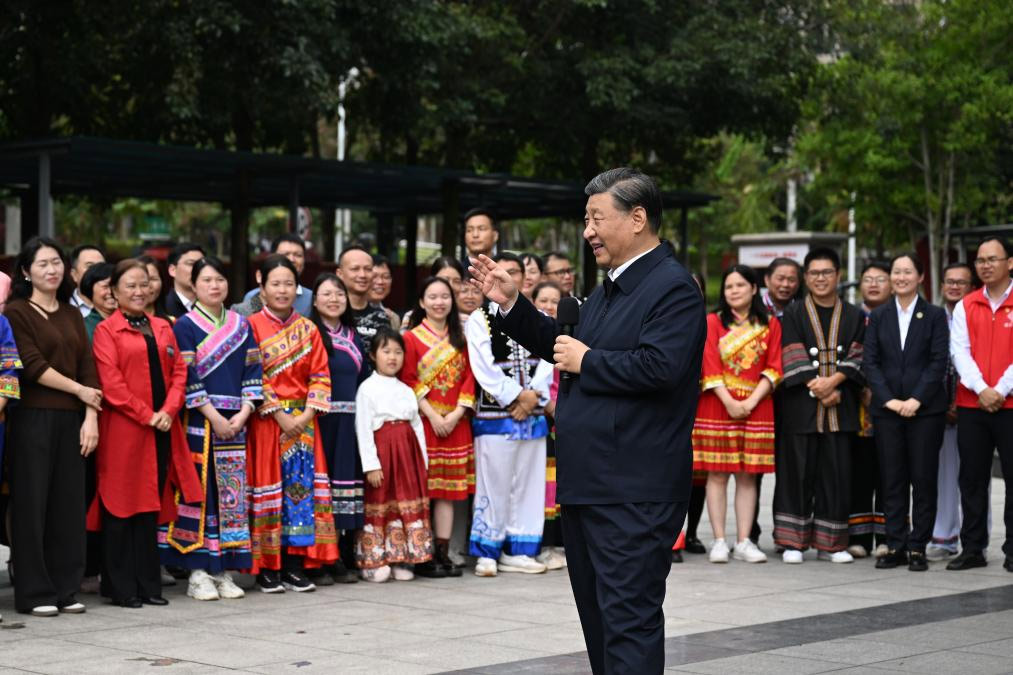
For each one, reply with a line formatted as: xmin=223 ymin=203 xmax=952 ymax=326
xmin=557 ymin=296 xmax=580 ymax=326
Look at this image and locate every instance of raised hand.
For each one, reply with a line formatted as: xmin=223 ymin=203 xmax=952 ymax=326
xmin=468 ymin=254 xmax=518 ymax=309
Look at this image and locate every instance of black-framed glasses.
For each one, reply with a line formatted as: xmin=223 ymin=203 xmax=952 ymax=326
xmin=974 ymin=256 xmax=1009 ymax=267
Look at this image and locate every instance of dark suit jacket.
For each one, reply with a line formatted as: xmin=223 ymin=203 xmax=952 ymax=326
xmin=497 ymin=243 xmax=706 ymax=504
xmin=864 ymin=296 xmax=949 ymax=417
xmin=164 ymin=289 xmax=190 ymax=320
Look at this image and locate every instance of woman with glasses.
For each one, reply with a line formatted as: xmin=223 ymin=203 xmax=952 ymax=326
xmin=864 ymin=253 xmax=948 ymax=572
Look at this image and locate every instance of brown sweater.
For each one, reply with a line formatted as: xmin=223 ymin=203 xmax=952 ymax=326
xmin=5 ymin=298 xmax=100 ymax=410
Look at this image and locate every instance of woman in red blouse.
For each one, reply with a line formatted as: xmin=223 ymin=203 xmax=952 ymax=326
xmin=89 ymin=259 xmax=202 ymax=607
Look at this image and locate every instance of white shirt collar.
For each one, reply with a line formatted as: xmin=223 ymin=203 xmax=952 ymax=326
xmin=895 ymin=295 xmax=917 ymax=316
xmin=175 ymin=288 xmax=195 ymax=311
xmin=983 ymin=278 xmax=1013 ymax=311
xmin=608 ymin=244 xmax=660 ymax=282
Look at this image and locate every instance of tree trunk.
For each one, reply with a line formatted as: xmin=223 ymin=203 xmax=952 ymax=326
xmin=920 ymin=127 xmax=939 ymax=304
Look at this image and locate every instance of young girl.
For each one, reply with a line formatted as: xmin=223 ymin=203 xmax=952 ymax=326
xmin=354 ymin=329 xmax=433 ymax=582
xmin=401 ymin=277 xmax=475 ymax=578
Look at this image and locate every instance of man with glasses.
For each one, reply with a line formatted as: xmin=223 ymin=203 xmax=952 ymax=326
xmin=947 ymin=237 xmax=1013 ymax=572
xmin=928 ymin=262 xmax=976 ymax=561
xmin=775 ymin=247 xmax=866 ymax=564
xmin=846 ymin=261 xmax=891 ymax=560
xmin=544 ymin=251 xmax=578 ymax=298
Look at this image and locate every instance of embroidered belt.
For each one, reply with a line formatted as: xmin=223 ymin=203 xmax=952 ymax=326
xmin=277 ymin=398 xmax=306 ymax=408
xmin=328 ymin=400 xmax=356 ymax=414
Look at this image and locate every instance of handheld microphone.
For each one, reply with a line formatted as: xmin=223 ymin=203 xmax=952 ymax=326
xmin=557 ymin=296 xmax=580 ymax=382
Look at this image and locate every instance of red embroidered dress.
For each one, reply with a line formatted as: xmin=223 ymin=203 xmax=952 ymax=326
xmin=246 ymin=308 xmax=338 ymax=572
xmin=692 ymin=313 xmax=782 ymax=473
xmin=400 ymin=320 xmax=476 ymax=500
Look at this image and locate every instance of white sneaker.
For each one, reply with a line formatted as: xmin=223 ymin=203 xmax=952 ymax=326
xmin=818 ymin=550 xmax=854 ymax=564
xmin=392 ymin=564 xmax=415 ymax=581
xmin=782 ymin=549 xmax=804 ymax=564
xmin=58 ymin=602 xmax=86 ymax=614
xmin=361 ymin=565 xmax=391 ymax=583
xmin=474 ymin=557 xmax=498 ymax=577
xmin=498 ymin=554 xmax=546 ymax=574
xmin=873 ymin=544 xmax=889 ymax=558
xmin=846 ymin=544 xmax=868 ymax=559
xmin=212 ymin=571 xmax=245 ymax=599
xmin=925 ymin=545 xmax=957 ymax=562
xmin=708 ymin=538 xmax=730 ymax=563
xmin=187 ymin=570 xmax=220 ymax=601
xmin=733 ymin=539 xmax=767 ymax=563
xmin=536 ymin=548 xmax=567 ymax=570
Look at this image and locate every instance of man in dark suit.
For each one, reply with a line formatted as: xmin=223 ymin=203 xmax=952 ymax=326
xmin=164 ymin=242 xmax=205 ymax=319
xmin=469 ymin=168 xmax=706 ymax=675
xmin=863 ymin=253 xmax=949 ymax=572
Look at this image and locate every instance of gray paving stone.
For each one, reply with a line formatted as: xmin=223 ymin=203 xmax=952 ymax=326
xmin=666 ymin=652 xmax=842 ymax=674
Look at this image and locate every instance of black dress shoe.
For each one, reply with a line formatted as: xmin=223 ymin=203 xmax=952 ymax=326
xmin=140 ymin=596 xmax=169 ymax=606
xmin=329 ymin=559 xmax=359 ymax=584
xmin=908 ymin=551 xmax=928 ymax=572
xmin=684 ymin=536 xmax=706 ymax=554
xmin=671 ymin=550 xmax=684 ymax=564
xmin=1004 ymin=557 xmax=1013 ymax=573
xmin=875 ymin=549 xmax=908 ymax=569
xmin=306 ymin=568 xmax=335 ymax=586
xmin=413 ymin=560 xmax=447 ymax=578
xmin=113 ymin=597 xmax=143 ymax=608
xmin=946 ymin=551 xmax=987 ymax=571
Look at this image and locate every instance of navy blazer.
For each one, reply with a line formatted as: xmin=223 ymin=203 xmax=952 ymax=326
xmin=497 ymin=243 xmax=706 ymax=504
xmin=864 ymin=296 xmax=949 ymax=417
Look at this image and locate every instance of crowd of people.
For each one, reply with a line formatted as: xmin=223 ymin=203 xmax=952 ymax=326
xmin=0 ymin=208 xmax=1009 ymax=620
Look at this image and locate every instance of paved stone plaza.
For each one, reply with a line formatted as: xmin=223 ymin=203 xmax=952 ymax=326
xmin=1 ymin=479 xmax=1011 ymax=674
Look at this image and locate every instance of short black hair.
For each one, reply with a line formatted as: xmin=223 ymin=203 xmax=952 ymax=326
xmin=804 ymin=246 xmax=840 ymax=271
xmin=80 ymin=262 xmax=115 ymax=301
xmin=259 ymin=254 xmax=298 ymax=284
xmin=493 ymin=251 xmax=524 ymax=274
xmin=977 ymin=236 xmax=1012 ymax=258
xmin=369 ymin=326 xmax=405 ymax=357
xmin=543 ymin=251 xmax=570 ymax=265
xmin=584 ymin=167 xmax=662 ymax=234
xmin=860 ymin=260 xmax=890 ymax=277
xmin=943 ymin=261 xmax=973 ymax=276
xmin=765 ymin=257 xmax=800 ymax=278
xmin=271 ymin=232 xmax=306 ymax=253
xmin=70 ymin=244 xmax=105 ymax=268
xmin=168 ymin=242 xmax=205 ymax=266
xmin=338 ymin=245 xmax=372 ymax=265
xmin=521 ymin=253 xmax=544 ymax=273
xmin=372 ymin=253 xmax=391 ymax=268
xmin=889 ymin=252 xmax=924 ymax=277
xmin=463 ymin=207 xmax=498 ymax=231
xmin=190 ymin=256 xmax=229 ymax=287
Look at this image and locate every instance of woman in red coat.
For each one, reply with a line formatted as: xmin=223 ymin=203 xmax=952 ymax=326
xmin=89 ymin=259 xmax=202 ymax=607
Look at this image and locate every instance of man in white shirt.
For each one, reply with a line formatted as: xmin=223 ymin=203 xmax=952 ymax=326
xmin=947 ymin=237 xmax=1013 ymax=572
xmin=68 ymin=245 xmax=106 ymax=317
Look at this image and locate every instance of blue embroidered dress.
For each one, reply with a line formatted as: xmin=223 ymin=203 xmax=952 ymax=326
xmin=158 ymin=304 xmax=263 ymax=572
xmin=0 ymin=316 xmax=22 ymax=476
xmin=316 ymin=323 xmax=369 ymax=530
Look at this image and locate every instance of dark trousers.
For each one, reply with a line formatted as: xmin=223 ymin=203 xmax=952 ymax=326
xmin=9 ymin=408 xmax=85 ymax=611
xmin=561 ymin=501 xmax=685 ymax=675
xmin=101 ymin=508 xmax=161 ymax=602
xmin=773 ymin=432 xmax=851 ymax=552
xmin=84 ymin=451 xmax=102 ymax=577
xmin=957 ymin=408 xmax=1013 ymax=556
xmin=849 ymin=435 xmax=884 ymax=552
xmin=750 ymin=474 xmax=763 ymax=543
xmin=685 ymin=485 xmax=705 ymax=540
xmin=874 ymin=414 xmax=945 ymax=553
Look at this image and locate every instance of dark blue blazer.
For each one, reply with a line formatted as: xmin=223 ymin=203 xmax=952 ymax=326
xmin=864 ymin=296 xmax=949 ymax=417
xmin=497 ymin=243 xmax=706 ymax=504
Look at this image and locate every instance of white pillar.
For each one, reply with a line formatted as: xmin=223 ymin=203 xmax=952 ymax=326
xmin=786 ymin=177 xmax=798 ymax=233
xmin=847 ymin=192 xmax=857 ymax=305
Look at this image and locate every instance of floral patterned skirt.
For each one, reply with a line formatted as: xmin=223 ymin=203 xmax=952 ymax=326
xmin=356 ymin=421 xmax=433 ymax=569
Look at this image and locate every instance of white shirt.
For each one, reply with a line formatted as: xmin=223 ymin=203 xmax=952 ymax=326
xmin=608 ymin=243 xmax=660 ymax=282
xmin=175 ymin=288 xmax=196 ymax=313
xmin=70 ymin=288 xmax=93 ymax=317
xmin=354 ymin=372 xmax=427 ymax=473
xmin=466 ymin=305 xmax=553 ymax=408
xmin=949 ymin=280 xmax=1013 ymax=396
xmin=896 ymin=296 xmax=917 ymax=350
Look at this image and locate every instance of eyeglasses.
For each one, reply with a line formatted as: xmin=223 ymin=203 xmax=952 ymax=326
xmin=943 ymin=279 xmax=971 ymax=288
xmin=974 ymin=256 xmax=1009 ymax=267
xmin=806 ymin=269 xmax=837 ymax=279
xmin=861 ymin=275 xmax=888 ymax=284
xmin=546 ymin=267 xmax=574 ymax=277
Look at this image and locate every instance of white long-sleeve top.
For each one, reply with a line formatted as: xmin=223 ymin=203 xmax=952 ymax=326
xmin=465 ymin=304 xmax=553 ymax=408
xmin=354 ymin=372 xmax=427 ymax=472
xmin=950 ymin=280 xmax=1013 ymax=397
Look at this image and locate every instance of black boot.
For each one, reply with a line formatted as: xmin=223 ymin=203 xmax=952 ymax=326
xmin=436 ymin=538 xmax=462 ymax=577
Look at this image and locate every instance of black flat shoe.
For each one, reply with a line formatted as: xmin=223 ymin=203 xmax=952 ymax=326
xmin=683 ymin=537 xmax=706 ymax=554
xmin=908 ymin=552 xmax=928 ymax=572
xmin=875 ymin=549 xmax=908 ymax=569
xmin=413 ymin=560 xmax=447 ymax=578
xmin=1004 ymin=557 xmax=1013 ymax=573
xmin=140 ymin=596 xmax=169 ymax=606
xmin=114 ymin=597 xmax=143 ymax=608
xmin=306 ymin=568 xmax=335 ymax=586
xmin=946 ymin=551 xmax=987 ymax=571
xmin=671 ymin=550 xmax=684 ymax=564
xmin=329 ymin=559 xmax=359 ymax=584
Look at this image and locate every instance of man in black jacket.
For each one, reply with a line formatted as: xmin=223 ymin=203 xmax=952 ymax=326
xmin=470 ymin=168 xmax=705 ymax=675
